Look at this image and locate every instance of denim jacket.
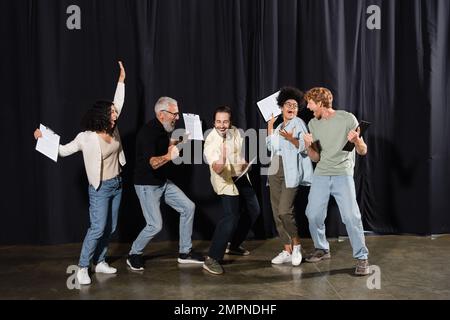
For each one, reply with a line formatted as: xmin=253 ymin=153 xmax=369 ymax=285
xmin=265 ymin=117 xmax=313 ymax=188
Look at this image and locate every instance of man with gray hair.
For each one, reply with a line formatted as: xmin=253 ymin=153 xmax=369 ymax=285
xmin=127 ymin=97 xmax=204 ymax=271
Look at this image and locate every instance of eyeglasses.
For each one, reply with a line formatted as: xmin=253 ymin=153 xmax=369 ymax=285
xmin=284 ymin=102 xmax=298 ymax=109
xmin=162 ymin=110 xmax=180 ymax=117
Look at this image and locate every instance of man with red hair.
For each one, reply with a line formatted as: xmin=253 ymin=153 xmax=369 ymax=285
xmin=303 ymin=87 xmax=370 ymax=276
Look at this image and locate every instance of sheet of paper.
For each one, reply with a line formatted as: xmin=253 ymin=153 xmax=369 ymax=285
xmin=234 ymin=157 xmax=257 ymax=182
xmin=35 ymin=124 xmax=60 ymax=162
xmin=182 ymin=113 xmax=204 ymax=141
xmin=257 ymin=91 xmax=282 ymax=122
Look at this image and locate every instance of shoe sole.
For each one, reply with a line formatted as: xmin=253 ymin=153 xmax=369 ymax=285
xmin=202 ymin=264 xmax=224 ymax=275
xmin=95 ymin=270 xmax=117 ymax=274
xmin=177 ymin=258 xmax=204 ymax=264
xmin=95 ymin=267 xmax=117 ymax=274
xmin=225 ymin=251 xmax=250 ymax=256
xmin=355 ymin=268 xmax=370 ymax=276
xmin=271 ymin=260 xmax=292 ymax=265
xmin=126 ymin=259 xmax=144 ymax=271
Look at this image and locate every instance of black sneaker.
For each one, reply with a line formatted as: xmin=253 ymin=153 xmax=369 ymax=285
xmin=225 ymin=244 xmax=250 ymax=256
xmin=126 ymin=254 xmax=144 ymax=271
xmin=178 ymin=250 xmax=205 ymax=264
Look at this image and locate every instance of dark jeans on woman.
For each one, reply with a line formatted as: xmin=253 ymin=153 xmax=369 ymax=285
xmin=208 ymin=178 xmax=260 ymax=261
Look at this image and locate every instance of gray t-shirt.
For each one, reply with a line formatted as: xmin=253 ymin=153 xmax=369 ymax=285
xmin=308 ymin=110 xmax=359 ymax=176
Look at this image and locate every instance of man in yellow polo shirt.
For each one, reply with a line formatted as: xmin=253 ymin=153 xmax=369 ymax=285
xmin=203 ymin=106 xmax=261 ymax=275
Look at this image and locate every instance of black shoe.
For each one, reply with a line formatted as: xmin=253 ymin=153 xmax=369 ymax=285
xmin=178 ymin=250 xmax=205 ymax=264
xmin=126 ymin=254 xmax=144 ymax=271
xmin=225 ymin=244 xmax=250 ymax=256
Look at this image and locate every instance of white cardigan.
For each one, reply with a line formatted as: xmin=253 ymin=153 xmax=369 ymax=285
xmin=58 ymin=82 xmax=126 ymax=190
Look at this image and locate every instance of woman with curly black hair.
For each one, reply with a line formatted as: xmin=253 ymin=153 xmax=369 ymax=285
xmin=266 ymin=87 xmax=313 ymax=267
xmin=33 ymin=61 xmax=126 ymax=285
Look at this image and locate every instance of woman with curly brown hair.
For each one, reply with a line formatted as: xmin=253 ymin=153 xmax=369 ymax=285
xmin=266 ymin=87 xmax=313 ymax=267
xmin=33 ymin=61 xmax=126 ymax=285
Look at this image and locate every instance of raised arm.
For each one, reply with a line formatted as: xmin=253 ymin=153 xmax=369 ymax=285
xmin=113 ymin=61 xmax=126 ymax=116
xmin=266 ymin=114 xmax=278 ymax=151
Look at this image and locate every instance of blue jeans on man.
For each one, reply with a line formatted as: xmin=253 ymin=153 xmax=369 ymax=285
xmin=130 ymin=180 xmax=195 ymax=255
xmin=306 ymin=175 xmax=369 ymax=260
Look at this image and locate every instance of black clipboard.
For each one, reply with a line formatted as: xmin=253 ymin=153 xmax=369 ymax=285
xmin=311 ymin=140 xmax=322 ymax=153
xmin=342 ymin=120 xmax=371 ymax=152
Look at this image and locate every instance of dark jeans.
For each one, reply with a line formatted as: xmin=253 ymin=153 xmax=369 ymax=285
xmin=208 ymin=178 xmax=261 ymax=261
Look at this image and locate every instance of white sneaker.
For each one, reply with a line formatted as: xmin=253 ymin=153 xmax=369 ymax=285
xmin=271 ymin=250 xmax=292 ymax=265
xmin=292 ymin=245 xmax=302 ymax=266
xmin=77 ymin=267 xmax=91 ymax=285
xmin=95 ymin=261 xmax=117 ymax=274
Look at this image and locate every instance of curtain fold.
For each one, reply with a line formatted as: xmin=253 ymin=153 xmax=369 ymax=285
xmin=1 ymin=0 xmax=449 ymax=244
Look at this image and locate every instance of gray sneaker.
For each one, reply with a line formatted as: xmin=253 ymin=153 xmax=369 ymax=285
xmin=203 ymin=257 xmax=224 ymax=275
xmin=305 ymin=249 xmax=331 ymax=263
xmin=355 ymin=259 xmax=370 ymax=276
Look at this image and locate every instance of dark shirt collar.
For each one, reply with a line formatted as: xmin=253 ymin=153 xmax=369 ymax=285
xmin=150 ymin=118 xmax=168 ymax=135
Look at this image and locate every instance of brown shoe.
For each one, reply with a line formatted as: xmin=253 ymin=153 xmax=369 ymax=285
xmin=355 ymin=259 xmax=370 ymax=276
xmin=305 ymin=249 xmax=331 ymax=263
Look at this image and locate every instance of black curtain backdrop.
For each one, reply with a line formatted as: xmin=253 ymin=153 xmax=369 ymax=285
xmin=1 ymin=0 xmax=449 ymax=244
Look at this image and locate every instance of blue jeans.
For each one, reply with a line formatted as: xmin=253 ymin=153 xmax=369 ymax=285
xmin=305 ymin=175 xmax=369 ymax=260
xmin=79 ymin=176 xmax=122 ymax=268
xmin=130 ymin=180 xmax=195 ymax=255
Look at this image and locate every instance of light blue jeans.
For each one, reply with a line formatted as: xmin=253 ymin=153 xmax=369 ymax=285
xmin=305 ymin=175 xmax=369 ymax=260
xmin=130 ymin=180 xmax=195 ymax=255
xmin=79 ymin=176 xmax=122 ymax=268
